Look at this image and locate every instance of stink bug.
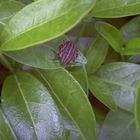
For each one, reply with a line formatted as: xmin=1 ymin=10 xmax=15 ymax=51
xmin=59 ymin=41 xmax=78 ymax=65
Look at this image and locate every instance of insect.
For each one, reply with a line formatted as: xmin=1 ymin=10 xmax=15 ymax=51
xmin=59 ymin=41 xmax=78 ymax=64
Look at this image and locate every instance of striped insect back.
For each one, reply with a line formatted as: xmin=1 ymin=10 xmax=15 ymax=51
xmin=59 ymin=41 xmax=78 ymax=64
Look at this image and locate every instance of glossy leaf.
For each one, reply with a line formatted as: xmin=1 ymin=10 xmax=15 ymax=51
xmin=89 ymin=76 xmax=117 ymax=111
xmin=4 ymin=36 xmax=65 ymax=69
xmin=0 ymin=108 xmax=17 ymax=140
xmin=120 ymin=16 xmax=140 ymax=43
xmin=0 ymin=0 xmax=24 ymax=23
xmin=93 ymin=62 xmax=140 ymax=112
xmin=69 ymin=66 xmax=88 ymax=92
xmin=91 ymin=0 xmax=140 ymax=18
xmin=135 ymin=82 xmax=140 ymax=136
xmin=38 ymin=68 xmax=96 ymax=140
xmin=95 ymin=21 xmax=124 ymax=53
xmin=5 ymin=44 xmax=62 ymax=69
xmin=33 ymin=69 xmax=82 ymax=140
xmin=0 ymin=0 xmax=96 ymax=51
xmin=62 ymin=118 xmax=82 ymax=140
xmin=123 ymin=37 xmax=140 ymax=55
xmin=5 ymin=34 xmax=88 ymax=69
xmin=86 ymin=36 xmax=108 ymax=74
xmin=98 ymin=109 xmax=139 ymax=140
xmin=1 ymin=72 xmax=64 ymax=140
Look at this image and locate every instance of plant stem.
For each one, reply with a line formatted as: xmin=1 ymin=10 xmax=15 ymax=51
xmin=0 ymin=53 xmax=15 ymax=73
xmin=82 ymin=65 xmax=89 ymax=95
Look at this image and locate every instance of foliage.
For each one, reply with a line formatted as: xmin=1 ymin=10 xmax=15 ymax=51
xmin=0 ymin=0 xmax=140 ymax=139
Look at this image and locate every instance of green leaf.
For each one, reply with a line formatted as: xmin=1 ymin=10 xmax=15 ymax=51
xmin=0 ymin=0 xmax=24 ymax=39
xmin=86 ymin=36 xmax=108 ymax=74
xmin=93 ymin=62 xmax=140 ymax=112
xmin=95 ymin=21 xmax=124 ymax=53
xmin=120 ymin=16 xmax=140 ymax=43
xmin=99 ymin=109 xmax=139 ymax=140
xmin=32 ymin=69 xmax=83 ymax=140
xmin=123 ymin=37 xmax=140 ymax=55
xmin=63 ymin=118 xmax=82 ymax=140
xmin=69 ymin=66 xmax=88 ymax=93
xmin=91 ymin=0 xmax=140 ymax=18
xmin=0 ymin=0 xmax=25 ymax=23
xmin=0 ymin=22 xmax=5 ymax=35
xmin=4 ymin=36 xmax=86 ymax=69
xmin=1 ymin=72 xmax=64 ymax=139
xmin=17 ymin=0 xmax=33 ymax=4
xmin=77 ymin=20 xmax=98 ymax=38
xmin=0 ymin=108 xmax=17 ymax=140
xmin=92 ymin=107 xmax=106 ymax=124
xmin=135 ymin=83 xmax=140 ymax=136
xmin=38 ymin=68 xmax=96 ymax=140
xmin=5 ymin=44 xmax=62 ymax=69
xmin=89 ymin=76 xmax=117 ymax=111
xmin=0 ymin=0 xmax=96 ymax=51
xmin=105 ymin=47 xmax=121 ymax=63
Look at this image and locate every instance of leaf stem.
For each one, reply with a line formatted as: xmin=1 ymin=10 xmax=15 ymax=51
xmin=82 ymin=65 xmax=89 ymax=95
xmin=0 ymin=53 xmax=15 ymax=73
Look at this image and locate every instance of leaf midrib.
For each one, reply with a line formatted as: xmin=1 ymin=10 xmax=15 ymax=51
xmin=92 ymin=75 xmax=135 ymax=91
xmin=93 ymin=2 xmax=140 ymax=13
xmin=1 ymin=2 xmax=92 ymax=48
xmin=37 ymin=70 xmax=96 ymax=140
xmin=93 ymin=3 xmax=140 ymax=18
xmin=0 ymin=110 xmax=18 ymax=140
xmin=14 ymin=75 xmax=39 ymax=140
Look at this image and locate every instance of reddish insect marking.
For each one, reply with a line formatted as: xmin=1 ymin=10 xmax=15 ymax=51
xmin=59 ymin=41 xmax=78 ymax=64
